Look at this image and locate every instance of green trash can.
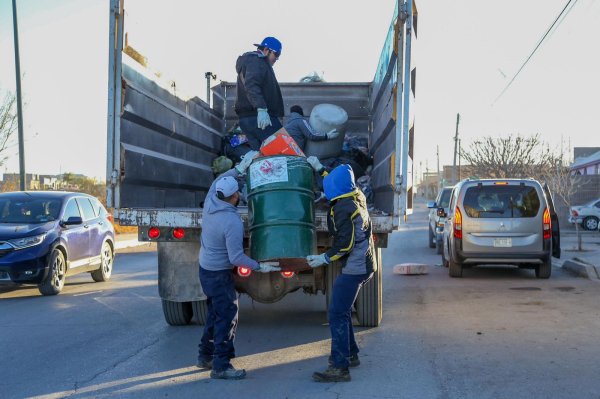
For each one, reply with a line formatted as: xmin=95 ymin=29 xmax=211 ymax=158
xmin=247 ymin=155 xmax=316 ymax=261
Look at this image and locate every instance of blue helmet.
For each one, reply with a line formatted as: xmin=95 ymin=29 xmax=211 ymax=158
xmin=254 ymin=37 xmax=282 ymax=55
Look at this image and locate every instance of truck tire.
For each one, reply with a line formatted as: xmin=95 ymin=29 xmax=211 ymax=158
xmin=356 ymin=248 xmax=383 ymax=327
xmin=448 ymin=258 xmax=463 ymax=278
xmin=326 ymin=261 xmax=343 ymax=310
xmin=535 ymin=260 xmax=552 ymax=279
xmin=192 ymin=300 xmax=208 ymax=325
xmin=161 ymin=299 xmax=193 ymax=326
xmin=428 ymin=227 xmax=436 ymax=248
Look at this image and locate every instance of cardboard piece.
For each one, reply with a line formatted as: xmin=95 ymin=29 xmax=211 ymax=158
xmin=260 ymin=128 xmax=305 ymax=157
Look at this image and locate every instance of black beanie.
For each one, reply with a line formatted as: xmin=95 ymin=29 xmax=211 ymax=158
xmin=290 ymin=105 xmax=304 ymax=116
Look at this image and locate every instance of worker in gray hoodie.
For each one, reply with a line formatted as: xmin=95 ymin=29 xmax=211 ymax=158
xmin=285 ymin=105 xmax=339 ymax=151
xmin=197 ymin=150 xmax=280 ymax=380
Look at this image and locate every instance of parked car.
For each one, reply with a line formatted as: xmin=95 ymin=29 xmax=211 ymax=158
xmin=569 ymin=198 xmax=600 ymax=231
xmin=441 ymin=179 xmax=561 ymax=278
xmin=427 ymin=186 xmax=453 ymax=254
xmin=0 ymin=191 xmax=115 ymax=295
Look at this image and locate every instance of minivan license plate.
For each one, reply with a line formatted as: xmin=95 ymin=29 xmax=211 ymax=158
xmin=493 ymin=238 xmax=512 ymax=247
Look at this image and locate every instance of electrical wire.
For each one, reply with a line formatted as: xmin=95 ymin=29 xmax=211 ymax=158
xmin=492 ymin=0 xmax=579 ymax=105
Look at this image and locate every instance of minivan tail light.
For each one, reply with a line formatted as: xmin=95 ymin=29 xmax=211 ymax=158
xmin=543 ymin=208 xmax=551 ymax=239
xmin=107 ymin=214 xmax=114 ymax=223
xmin=453 ymin=207 xmax=462 ymax=239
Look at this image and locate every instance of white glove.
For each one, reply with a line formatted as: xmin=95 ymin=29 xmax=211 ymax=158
xmin=326 ymin=129 xmax=339 ymax=139
xmin=235 ymin=150 xmax=259 ymax=174
xmin=306 ymin=254 xmax=329 ymax=268
xmin=257 ymin=261 xmax=281 ymax=273
xmin=257 ymin=108 xmax=272 ymax=130
xmin=306 ymin=156 xmax=324 ymax=173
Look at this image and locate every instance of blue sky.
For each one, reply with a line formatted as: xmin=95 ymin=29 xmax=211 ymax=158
xmin=0 ymin=0 xmax=599 ymax=180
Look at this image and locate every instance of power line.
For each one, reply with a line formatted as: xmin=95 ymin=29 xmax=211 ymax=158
xmin=492 ymin=0 xmax=579 ymax=105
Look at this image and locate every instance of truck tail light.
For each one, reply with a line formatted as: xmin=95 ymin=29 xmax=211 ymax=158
xmin=172 ymin=228 xmax=185 ymax=240
xmin=281 ymin=271 xmax=294 ymax=278
xmin=543 ymin=208 xmax=551 ymax=240
xmin=148 ymin=227 xmax=160 ymax=239
xmin=453 ymin=207 xmax=462 ymax=239
xmin=237 ymin=267 xmax=252 ymax=277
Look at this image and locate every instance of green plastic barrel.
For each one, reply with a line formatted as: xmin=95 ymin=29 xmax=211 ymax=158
xmin=247 ymin=155 xmax=316 ymax=261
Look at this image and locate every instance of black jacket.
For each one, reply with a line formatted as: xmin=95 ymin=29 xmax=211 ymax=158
xmin=325 ymin=191 xmax=376 ymax=275
xmin=235 ymin=51 xmax=284 ymax=118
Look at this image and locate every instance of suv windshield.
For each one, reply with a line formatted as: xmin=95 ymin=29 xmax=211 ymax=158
xmin=463 ymin=185 xmax=540 ymax=218
xmin=0 ymin=197 xmax=62 ymax=224
xmin=439 ymin=188 xmax=452 ymax=208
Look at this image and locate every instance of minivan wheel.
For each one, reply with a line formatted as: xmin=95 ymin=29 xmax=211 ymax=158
xmin=38 ymin=249 xmax=66 ymax=296
xmin=535 ymin=260 xmax=552 ymax=279
xmin=428 ymin=227 xmax=436 ymax=248
xmin=91 ymin=242 xmax=114 ymax=282
xmin=448 ymin=258 xmax=463 ymax=278
xmin=582 ymin=216 xmax=599 ymax=231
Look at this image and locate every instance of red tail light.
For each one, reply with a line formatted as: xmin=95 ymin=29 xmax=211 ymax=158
xmin=281 ymin=271 xmax=294 ymax=278
xmin=543 ymin=208 xmax=551 ymax=240
xmin=107 ymin=214 xmax=114 ymax=223
xmin=148 ymin=227 xmax=160 ymax=239
xmin=453 ymin=207 xmax=462 ymax=239
xmin=172 ymin=228 xmax=185 ymax=240
xmin=237 ymin=267 xmax=252 ymax=277
xmin=571 ymin=210 xmax=579 ymax=217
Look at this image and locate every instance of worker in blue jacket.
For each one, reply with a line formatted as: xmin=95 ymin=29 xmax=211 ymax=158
xmin=306 ymin=158 xmax=376 ymax=382
xmin=284 ymin=105 xmax=339 ymax=151
xmin=198 ymin=150 xmax=280 ymax=380
xmin=235 ymin=37 xmax=284 ymax=151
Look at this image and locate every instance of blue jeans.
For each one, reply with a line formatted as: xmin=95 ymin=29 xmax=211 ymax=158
xmin=198 ymin=268 xmax=238 ymax=372
xmin=329 ymin=272 xmax=373 ymax=368
xmin=238 ymin=115 xmax=282 ymax=150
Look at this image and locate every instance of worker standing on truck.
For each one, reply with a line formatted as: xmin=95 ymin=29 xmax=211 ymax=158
xmin=305 ymin=158 xmax=376 ymax=383
xmin=284 ymin=105 xmax=339 ymax=151
xmin=235 ymin=37 xmax=284 ymax=151
xmin=197 ymin=150 xmax=281 ymax=380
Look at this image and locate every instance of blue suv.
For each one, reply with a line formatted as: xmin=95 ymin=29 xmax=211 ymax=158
xmin=0 ymin=191 xmax=115 ymax=295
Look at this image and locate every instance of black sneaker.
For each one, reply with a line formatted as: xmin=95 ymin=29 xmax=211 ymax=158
xmin=312 ymin=367 xmax=351 ymax=383
xmin=196 ymin=359 xmax=212 ymax=370
xmin=210 ymin=366 xmax=246 ymax=380
xmin=328 ymin=354 xmax=360 ymax=368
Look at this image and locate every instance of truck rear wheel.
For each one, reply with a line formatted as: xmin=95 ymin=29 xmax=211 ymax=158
xmin=192 ymin=300 xmax=208 ymax=325
xmin=161 ymin=299 xmax=193 ymax=326
xmin=356 ymin=248 xmax=383 ymax=327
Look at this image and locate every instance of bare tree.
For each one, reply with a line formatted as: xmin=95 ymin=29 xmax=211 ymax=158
xmin=461 ymin=134 xmax=559 ymax=180
xmin=0 ymin=91 xmax=18 ymax=167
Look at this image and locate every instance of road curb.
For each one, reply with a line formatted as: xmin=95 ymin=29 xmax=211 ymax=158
xmin=115 ymin=239 xmax=148 ymax=251
xmin=562 ymin=258 xmax=600 ymax=280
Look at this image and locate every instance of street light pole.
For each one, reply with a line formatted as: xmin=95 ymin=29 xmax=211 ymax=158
xmin=12 ymin=0 xmax=26 ymax=191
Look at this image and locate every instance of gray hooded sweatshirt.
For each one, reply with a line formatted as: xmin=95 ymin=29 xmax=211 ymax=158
xmin=199 ymin=169 xmax=259 ymax=271
xmin=284 ymin=112 xmax=327 ymax=151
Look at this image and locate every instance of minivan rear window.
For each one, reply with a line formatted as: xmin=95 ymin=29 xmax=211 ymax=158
xmin=463 ymin=185 xmax=541 ymax=218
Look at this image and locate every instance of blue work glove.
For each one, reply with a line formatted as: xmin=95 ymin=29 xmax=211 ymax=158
xmin=326 ymin=129 xmax=339 ymax=139
xmin=306 ymin=254 xmax=329 ymax=268
xmin=257 ymin=261 xmax=281 ymax=273
xmin=257 ymin=108 xmax=272 ymax=130
xmin=235 ymin=150 xmax=259 ymax=174
xmin=306 ymin=156 xmax=324 ymax=173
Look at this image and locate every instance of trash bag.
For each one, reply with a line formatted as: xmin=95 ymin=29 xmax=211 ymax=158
xmin=222 ymin=124 xmax=253 ymax=163
xmin=299 ymin=71 xmax=325 ymax=83
xmin=212 ymin=156 xmax=233 ymax=176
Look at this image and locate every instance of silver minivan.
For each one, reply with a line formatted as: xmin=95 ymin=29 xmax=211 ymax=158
xmin=441 ymin=179 xmax=561 ymax=278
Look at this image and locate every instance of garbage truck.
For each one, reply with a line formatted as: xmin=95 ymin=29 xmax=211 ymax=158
xmin=106 ymin=0 xmax=418 ymax=327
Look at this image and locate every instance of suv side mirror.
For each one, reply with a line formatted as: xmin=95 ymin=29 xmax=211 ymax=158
xmin=427 ymin=201 xmax=437 ymax=208
xmin=61 ymin=216 xmax=83 ymax=226
xmin=436 ymin=207 xmax=447 ymax=218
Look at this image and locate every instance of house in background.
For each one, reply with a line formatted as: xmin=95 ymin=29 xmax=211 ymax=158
xmin=570 ymin=148 xmax=600 ymax=176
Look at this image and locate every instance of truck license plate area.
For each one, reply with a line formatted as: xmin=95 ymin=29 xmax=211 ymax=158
xmin=493 ymin=238 xmax=512 ymax=248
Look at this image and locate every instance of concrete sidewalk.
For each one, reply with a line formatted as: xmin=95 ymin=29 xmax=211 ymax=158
xmin=114 ymin=233 xmax=148 ymax=251
xmin=554 ymin=229 xmax=600 ymax=280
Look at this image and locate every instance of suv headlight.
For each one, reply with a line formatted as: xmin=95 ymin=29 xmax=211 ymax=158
xmin=8 ymin=233 xmax=47 ymax=250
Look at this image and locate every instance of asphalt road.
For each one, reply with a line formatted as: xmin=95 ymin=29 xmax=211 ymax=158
xmin=2 ymin=203 xmax=600 ymax=399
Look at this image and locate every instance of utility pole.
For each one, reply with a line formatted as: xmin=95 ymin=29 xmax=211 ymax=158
xmin=12 ymin=0 xmax=26 ymax=191
xmin=452 ymin=113 xmax=460 ymax=184
xmin=436 ymin=145 xmax=440 ymax=189
xmin=458 ymin=138 xmax=462 ymax=181
xmin=205 ymin=72 xmax=216 ymax=107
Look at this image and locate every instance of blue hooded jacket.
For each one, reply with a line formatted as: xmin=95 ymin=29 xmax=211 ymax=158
xmin=323 ymin=164 xmax=356 ymax=201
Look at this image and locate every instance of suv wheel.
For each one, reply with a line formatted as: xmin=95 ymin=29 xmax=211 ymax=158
xmin=448 ymin=258 xmax=463 ymax=278
xmin=535 ymin=259 xmax=552 ymax=279
xmin=38 ymin=249 xmax=66 ymax=296
xmin=582 ymin=216 xmax=599 ymax=231
xmin=91 ymin=241 xmax=114 ymax=282
xmin=428 ymin=227 xmax=436 ymax=248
